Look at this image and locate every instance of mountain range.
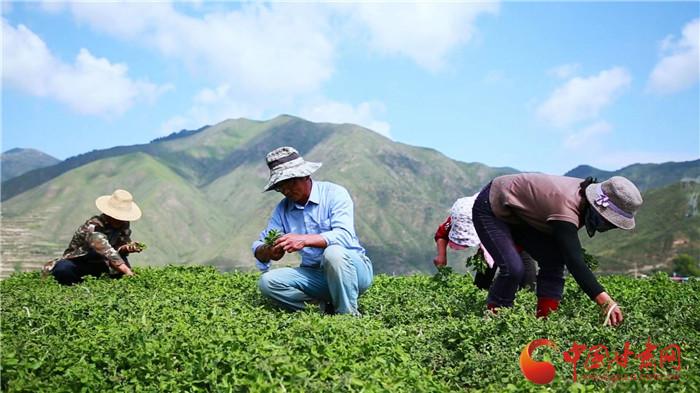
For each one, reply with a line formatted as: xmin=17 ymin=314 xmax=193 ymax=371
xmin=1 ymin=115 xmax=515 ymax=275
xmin=565 ymin=161 xmax=700 ymax=192
xmin=0 ymin=148 xmax=60 ymax=182
xmin=1 ymin=115 xmax=698 ymax=275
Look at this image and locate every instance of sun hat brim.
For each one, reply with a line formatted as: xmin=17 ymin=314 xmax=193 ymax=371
xmin=585 ymin=184 xmax=635 ymax=230
xmin=95 ymin=195 xmax=142 ymax=221
xmin=263 ymin=161 xmax=322 ymax=192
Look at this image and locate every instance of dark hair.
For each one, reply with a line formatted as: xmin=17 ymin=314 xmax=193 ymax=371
xmin=579 ymin=176 xmax=597 ymax=207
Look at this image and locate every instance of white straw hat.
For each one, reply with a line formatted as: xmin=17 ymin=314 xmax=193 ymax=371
xmin=95 ymin=189 xmax=142 ymax=221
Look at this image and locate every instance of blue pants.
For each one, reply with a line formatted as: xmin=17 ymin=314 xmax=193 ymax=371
xmin=52 ymin=252 xmax=129 ymax=286
xmin=473 ymin=183 xmax=565 ymax=307
xmin=258 ymin=245 xmax=373 ymax=315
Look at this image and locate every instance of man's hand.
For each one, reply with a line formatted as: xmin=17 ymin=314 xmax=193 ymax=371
xmin=118 ymin=243 xmax=142 ymax=254
xmin=270 ymin=233 xmax=327 ymax=254
xmin=110 ymin=260 xmax=135 ymax=277
xmin=275 ymin=234 xmax=308 ymax=253
xmin=255 ymin=244 xmax=285 ymax=262
xmin=269 ymin=244 xmax=285 ymax=261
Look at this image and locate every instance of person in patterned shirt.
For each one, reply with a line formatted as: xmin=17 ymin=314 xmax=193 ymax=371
xmin=43 ymin=189 xmax=144 ymax=285
xmin=433 ymin=193 xmax=536 ymax=291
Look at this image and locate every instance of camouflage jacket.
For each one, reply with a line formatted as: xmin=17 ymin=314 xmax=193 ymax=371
xmin=62 ymin=214 xmax=132 ymax=267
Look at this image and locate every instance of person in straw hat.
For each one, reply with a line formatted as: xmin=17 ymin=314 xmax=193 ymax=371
xmin=253 ymin=146 xmax=373 ymax=316
xmin=433 ymin=192 xmax=537 ymax=291
xmin=472 ymin=174 xmax=643 ymax=326
xmin=43 ymin=189 xmax=144 ymax=285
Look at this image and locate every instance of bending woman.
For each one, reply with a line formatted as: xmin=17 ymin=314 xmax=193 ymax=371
xmin=433 ymin=194 xmax=537 ymax=291
xmin=472 ymin=174 xmax=643 ymax=326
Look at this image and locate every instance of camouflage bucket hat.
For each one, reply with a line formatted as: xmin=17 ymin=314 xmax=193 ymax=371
xmin=95 ymin=189 xmax=142 ymax=221
xmin=585 ymin=176 xmax=642 ymax=230
xmin=263 ymin=146 xmax=322 ymax=192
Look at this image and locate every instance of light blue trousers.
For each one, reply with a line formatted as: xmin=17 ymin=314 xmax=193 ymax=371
xmin=258 ymin=245 xmax=373 ymax=315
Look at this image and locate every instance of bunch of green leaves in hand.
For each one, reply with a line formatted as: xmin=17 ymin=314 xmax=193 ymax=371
xmin=432 ymin=265 xmax=453 ymax=284
xmin=263 ymin=229 xmax=284 ymax=247
xmin=134 ymin=242 xmax=147 ymax=251
xmin=465 ymin=251 xmax=488 ymax=274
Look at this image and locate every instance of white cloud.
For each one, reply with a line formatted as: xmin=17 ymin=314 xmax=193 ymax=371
xmin=65 ymin=2 xmax=335 ymax=95
xmin=537 ymin=67 xmax=631 ymax=128
xmin=63 ymin=2 xmax=498 ymax=90
xmin=648 ymin=18 xmax=699 ymax=94
xmin=159 ymin=90 xmax=391 ymax=138
xmin=48 ymin=2 xmax=498 ymax=90
xmin=57 ymin=2 xmax=168 ymax=39
xmin=40 ymin=2 xmax=499 ymax=131
xmin=548 ymin=63 xmax=580 ymax=79
xmin=2 ymin=19 xmax=168 ymax=116
xmin=2 ymin=19 xmax=54 ymax=96
xmin=563 ymin=121 xmax=613 ymax=149
xmin=159 ymin=84 xmax=264 ymax=135
xmin=345 ymin=2 xmax=499 ymax=71
xmin=299 ymin=99 xmax=391 ymax=138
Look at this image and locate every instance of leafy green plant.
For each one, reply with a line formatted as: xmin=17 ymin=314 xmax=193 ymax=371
xmin=672 ymin=254 xmax=700 ymax=276
xmin=263 ymin=229 xmax=283 ymax=247
xmin=465 ymin=250 xmax=488 ymax=274
xmin=134 ymin=242 xmax=147 ymax=251
xmin=432 ymin=265 xmax=454 ymax=284
xmin=2 ymin=267 xmax=698 ymax=392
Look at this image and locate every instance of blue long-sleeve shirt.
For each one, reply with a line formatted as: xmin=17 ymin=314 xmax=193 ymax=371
xmin=252 ymin=181 xmax=366 ymax=271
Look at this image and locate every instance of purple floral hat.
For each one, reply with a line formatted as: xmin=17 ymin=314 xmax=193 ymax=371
xmin=585 ymin=176 xmax=643 ymax=230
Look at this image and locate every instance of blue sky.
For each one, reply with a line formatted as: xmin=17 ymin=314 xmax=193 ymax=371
xmin=2 ymin=1 xmax=698 ymax=174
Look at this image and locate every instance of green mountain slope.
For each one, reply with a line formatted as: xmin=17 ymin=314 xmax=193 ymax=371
xmin=2 ymin=115 xmax=696 ymax=275
xmin=581 ymin=179 xmax=700 ymax=273
xmin=1 ymin=153 xmax=231 ymax=268
xmin=0 ymin=148 xmax=60 ymax=182
xmin=202 ymin=122 xmax=515 ymax=273
xmin=565 ymin=160 xmax=700 ymax=191
xmin=0 ymin=116 xmax=339 ymax=201
xmin=1 ymin=116 xmax=514 ymax=274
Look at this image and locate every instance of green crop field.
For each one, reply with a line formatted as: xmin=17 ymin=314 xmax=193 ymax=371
xmin=2 ymin=267 xmax=698 ymax=392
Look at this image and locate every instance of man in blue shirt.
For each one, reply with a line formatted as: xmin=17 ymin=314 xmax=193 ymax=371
xmin=252 ymin=146 xmax=373 ymax=316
